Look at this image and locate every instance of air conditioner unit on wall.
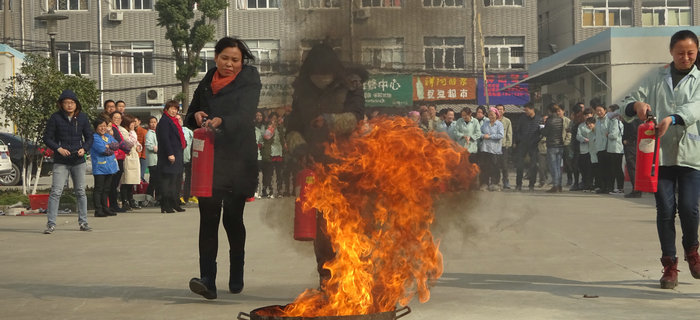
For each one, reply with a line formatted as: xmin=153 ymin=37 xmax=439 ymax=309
xmin=109 ymin=12 xmax=123 ymax=22
xmin=353 ymin=8 xmax=370 ymax=20
xmin=146 ymin=88 xmax=164 ymax=105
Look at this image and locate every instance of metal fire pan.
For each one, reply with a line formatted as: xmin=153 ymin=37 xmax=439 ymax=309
xmin=238 ymin=305 xmax=411 ymax=320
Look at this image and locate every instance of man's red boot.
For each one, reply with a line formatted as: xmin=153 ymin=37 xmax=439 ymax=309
xmin=660 ymin=256 xmax=679 ymax=289
xmin=684 ymin=245 xmax=700 ymax=279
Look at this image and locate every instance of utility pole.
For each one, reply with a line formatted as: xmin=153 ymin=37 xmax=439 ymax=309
xmin=3 ymin=0 xmax=10 ymax=43
xmin=472 ymin=0 xmax=478 ymax=73
xmin=349 ymin=0 xmax=355 ymax=64
xmin=478 ymin=13 xmax=489 ymax=106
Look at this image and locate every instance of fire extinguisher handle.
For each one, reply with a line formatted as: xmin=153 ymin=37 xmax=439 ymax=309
xmin=646 ymin=110 xmax=656 ymax=123
xmin=237 ymin=312 xmax=250 ymax=320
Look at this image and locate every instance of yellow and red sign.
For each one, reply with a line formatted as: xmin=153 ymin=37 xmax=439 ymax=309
xmin=412 ymin=76 xmax=477 ymax=101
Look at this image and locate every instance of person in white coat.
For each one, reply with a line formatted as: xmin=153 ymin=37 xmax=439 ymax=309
xmin=605 ymin=105 xmax=625 ymax=194
xmin=120 ymin=114 xmax=143 ymax=210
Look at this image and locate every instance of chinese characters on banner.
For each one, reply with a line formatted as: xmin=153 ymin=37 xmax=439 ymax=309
xmin=258 ymin=75 xmax=294 ymax=108
xmin=363 ymin=74 xmax=413 ymax=107
xmin=412 ymin=76 xmax=477 ymax=102
xmin=477 ymin=73 xmax=529 ymax=106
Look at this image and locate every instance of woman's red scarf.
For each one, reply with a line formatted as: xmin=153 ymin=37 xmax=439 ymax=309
xmin=164 ymin=112 xmax=186 ymax=149
xmin=211 ymin=69 xmax=239 ymax=95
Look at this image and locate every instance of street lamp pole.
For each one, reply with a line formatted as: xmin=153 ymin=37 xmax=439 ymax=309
xmin=34 ymin=9 xmax=68 ymax=67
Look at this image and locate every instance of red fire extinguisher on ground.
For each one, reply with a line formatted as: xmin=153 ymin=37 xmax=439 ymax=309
xmin=190 ymin=125 xmax=215 ymax=198
xmin=294 ymin=168 xmax=317 ymax=241
xmin=635 ymin=111 xmax=660 ymax=193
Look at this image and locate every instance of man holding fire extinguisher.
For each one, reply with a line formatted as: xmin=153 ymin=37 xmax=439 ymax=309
xmin=184 ymin=37 xmax=261 ymax=300
xmin=622 ymin=30 xmax=700 ymax=290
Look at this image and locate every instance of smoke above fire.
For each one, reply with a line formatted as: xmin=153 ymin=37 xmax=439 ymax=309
xmin=280 ymin=116 xmax=478 ymax=317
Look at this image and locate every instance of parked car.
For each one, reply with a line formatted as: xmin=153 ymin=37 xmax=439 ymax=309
xmin=0 ymin=139 xmax=13 ymax=177
xmin=0 ymin=132 xmax=53 ymax=186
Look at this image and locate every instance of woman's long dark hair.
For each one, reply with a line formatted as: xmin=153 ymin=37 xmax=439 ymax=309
xmin=215 ymin=37 xmax=256 ymax=65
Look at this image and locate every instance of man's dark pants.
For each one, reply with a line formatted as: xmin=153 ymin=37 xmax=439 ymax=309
xmin=515 ymin=145 xmax=538 ymax=188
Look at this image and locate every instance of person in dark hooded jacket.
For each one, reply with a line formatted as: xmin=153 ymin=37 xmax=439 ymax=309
xmin=285 ymin=42 xmax=366 ymax=288
xmin=285 ymin=43 xmax=365 ymax=160
xmin=42 ymin=89 xmax=94 ymax=234
xmin=184 ymin=37 xmax=261 ymax=300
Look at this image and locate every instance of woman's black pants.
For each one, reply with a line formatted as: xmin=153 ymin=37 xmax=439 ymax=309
xmin=197 ymin=190 xmax=247 ymax=261
xmin=93 ymin=174 xmax=112 ymax=213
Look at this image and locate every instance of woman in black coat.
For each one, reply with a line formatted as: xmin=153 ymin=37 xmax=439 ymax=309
xmin=184 ymin=37 xmax=261 ymax=300
xmin=156 ymin=100 xmax=186 ymax=213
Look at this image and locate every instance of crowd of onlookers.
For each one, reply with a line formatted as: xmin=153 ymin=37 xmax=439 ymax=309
xmin=88 ymin=99 xmax=195 ymax=217
xmin=251 ymin=99 xmax=645 ymax=199
xmin=41 ymin=89 xmax=643 ymax=235
xmin=411 ymin=100 xmax=643 ymax=198
xmin=77 ymin=97 xmax=645 ymax=213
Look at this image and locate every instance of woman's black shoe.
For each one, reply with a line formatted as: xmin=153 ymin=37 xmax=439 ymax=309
xmin=174 ymin=206 xmax=186 ymax=212
xmin=94 ymin=210 xmax=108 ymax=217
xmin=161 ymin=208 xmax=175 ymax=213
xmin=189 ymin=278 xmax=217 ymax=300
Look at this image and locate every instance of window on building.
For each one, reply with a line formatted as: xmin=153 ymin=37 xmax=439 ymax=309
xmin=484 ymin=36 xmax=525 ymax=69
xmin=642 ymin=0 xmax=691 ymax=26
xmin=198 ymin=44 xmax=216 ymax=73
xmin=57 ymin=42 xmax=90 ymax=75
xmin=0 ymin=1 xmax=10 ymax=10
xmin=238 ymin=0 xmax=280 ymax=9
xmin=300 ymin=0 xmax=341 ymax=8
xmin=424 ymin=37 xmax=465 ymax=70
xmin=361 ymin=38 xmax=404 ymax=69
xmin=49 ymin=0 xmax=88 ymax=10
xmin=484 ymin=0 xmax=523 ymax=6
xmin=423 ymin=0 xmax=464 ymax=7
xmin=246 ymin=40 xmax=280 ymax=73
xmin=111 ymin=41 xmax=154 ymax=74
xmin=113 ymin=0 xmax=153 ymax=10
xmin=582 ymin=0 xmax=632 ymax=26
xmin=300 ymin=39 xmax=342 ymax=63
xmin=361 ymin=0 xmax=402 ymax=8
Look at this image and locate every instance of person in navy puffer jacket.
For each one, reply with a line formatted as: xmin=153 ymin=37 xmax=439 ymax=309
xmin=42 ymin=89 xmax=94 ymax=234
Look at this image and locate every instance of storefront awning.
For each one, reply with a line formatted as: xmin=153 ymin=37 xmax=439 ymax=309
xmin=500 ymin=29 xmax=613 ymax=91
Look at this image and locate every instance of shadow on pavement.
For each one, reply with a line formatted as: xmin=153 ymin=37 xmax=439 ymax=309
xmin=437 ymin=273 xmax=700 ymax=300
xmin=0 ymin=283 xmax=289 ymax=305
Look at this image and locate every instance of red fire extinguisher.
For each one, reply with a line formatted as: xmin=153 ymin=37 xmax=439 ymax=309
xmin=190 ymin=126 xmax=215 ymax=198
xmin=634 ymin=111 xmax=660 ymax=193
xmin=294 ymin=168 xmax=317 ymax=241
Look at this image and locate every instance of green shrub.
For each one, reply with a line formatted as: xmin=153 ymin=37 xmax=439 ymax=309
xmin=0 ymin=190 xmax=29 ymax=205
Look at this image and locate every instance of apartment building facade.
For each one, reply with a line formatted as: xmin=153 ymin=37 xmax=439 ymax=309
xmin=538 ymin=0 xmax=700 ymax=58
xmin=533 ymin=1 xmax=700 ymax=109
xmin=1 ymin=0 xmax=538 ymax=111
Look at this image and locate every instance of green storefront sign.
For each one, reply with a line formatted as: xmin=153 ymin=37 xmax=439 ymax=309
xmin=363 ymin=74 xmax=413 ymax=107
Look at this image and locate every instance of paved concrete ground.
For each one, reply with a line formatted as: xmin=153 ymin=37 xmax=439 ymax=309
xmin=1 ymin=182 xmax=700 ymax=320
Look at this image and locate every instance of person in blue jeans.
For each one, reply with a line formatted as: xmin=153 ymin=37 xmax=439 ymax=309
xmin=622 ymin=30 xmax=700 ymax=289
xmin=42 ymin=89 xmax=94 ymax=234
xmin=541 ymin=103 xmax=571 ymax=193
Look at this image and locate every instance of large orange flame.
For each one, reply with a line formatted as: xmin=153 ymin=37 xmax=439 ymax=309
xmin=283 ymin=116 xmax=478 ymax=317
